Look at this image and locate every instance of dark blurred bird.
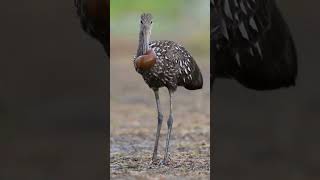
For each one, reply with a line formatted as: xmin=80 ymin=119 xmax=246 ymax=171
xmin=75 ymin=0 xmax=109 ymax=55
xmin=211 ymin=0 xmax=297 ymax=90
xmin=134 ymin=13 xmax=203 ymax=164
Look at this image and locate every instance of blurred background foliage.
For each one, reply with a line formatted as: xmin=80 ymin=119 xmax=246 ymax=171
xmin=110 ymin=0 xmax=210 ymax=58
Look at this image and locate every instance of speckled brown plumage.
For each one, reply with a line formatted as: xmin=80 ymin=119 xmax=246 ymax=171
xmin=135 ymin=40 xmax=203 ymax=91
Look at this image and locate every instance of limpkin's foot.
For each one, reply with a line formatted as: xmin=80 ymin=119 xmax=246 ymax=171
xmin=159 ymin=157 xmax=170 ymax=166
xmin=159 ymin=153 xmax=171 ymax=166
xmin=150 ymin=155 xmax=159 ymax=164
xmin=148 ymin=159 xmax=157 ymax=166
xmin=148 ymin=157 xmax=161 ymax=168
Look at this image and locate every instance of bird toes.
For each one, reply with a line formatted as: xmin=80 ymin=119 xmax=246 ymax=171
xmin=148 ymin=158 xmax=159 ymax=165
xmin=149 ymin=154 xmax=172 ymax=166
xmin=160 ymin=157 xmax=171 ymax=166
xmin=159 ymin=159 xmax=167 ymax=166
xmin=147 ymin=158 xmax=160 ymax=169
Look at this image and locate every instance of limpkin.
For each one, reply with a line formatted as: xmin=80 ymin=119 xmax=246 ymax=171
xmin=134 ymin=13 xmax=203 ymax=164
xmin=211 ymin=0 xmax=297 ymax=89
xmin=74 ymin=0 xmax=109 ymax=55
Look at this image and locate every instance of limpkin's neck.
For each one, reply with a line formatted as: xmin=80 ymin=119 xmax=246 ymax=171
xmin=137 ymin=29 xmax=150 ymax=56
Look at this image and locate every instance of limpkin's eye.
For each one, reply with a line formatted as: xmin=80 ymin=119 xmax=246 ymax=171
xmin=151 ymin=21 xmax=153 ymax=24
xmin=140 ymin=20 xmax=143 ymax=24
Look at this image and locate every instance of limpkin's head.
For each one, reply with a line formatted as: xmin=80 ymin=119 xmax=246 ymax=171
xmin=140 ymin=13 xmax=153 ymax=36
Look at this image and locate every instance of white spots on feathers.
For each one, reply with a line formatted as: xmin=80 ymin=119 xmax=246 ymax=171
xmin=249 ymin=47 xmax=254 ymax=56
xmin=239 ymin=22 xmax=249 ymax=40
xmin=254 ymin=42 xmax=263 ymax=58
xmin=239 ymin=0 xmax=248 ymax=15
xmin=224 ymin=0 xmax=233 ymax=20
xmin=249 ymin=17 xmax=258 ymax=32
xmin=234 ymin=0 xmax=239 ymax=7
xmin=150 ymin=42 xmax=156 ymax=47
xmin=235 ymin=53 xmax=241 ymax=67
xmin=139 ymin=40 xmax=197 ymax=89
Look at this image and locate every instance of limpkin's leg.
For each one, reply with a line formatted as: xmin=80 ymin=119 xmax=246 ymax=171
xmin=152 ymin=89 xmax=163 ymax=162
xmin=163 ymin=89 xmax=174 ymax=164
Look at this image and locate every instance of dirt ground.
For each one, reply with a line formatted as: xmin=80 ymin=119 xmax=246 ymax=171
xmin=110 ymin=53 xmax=210 ymax=179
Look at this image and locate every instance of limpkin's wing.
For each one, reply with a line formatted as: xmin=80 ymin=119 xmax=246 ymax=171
xmin=75 ymin=0 xmax=109 ymax=55
xmin=165 ymin=42 xmax=203 ymax=90
xmin=211 ymin=0 xmax=297 ymax=90
xmin=150 ymin=40 xmax=203 ymax=90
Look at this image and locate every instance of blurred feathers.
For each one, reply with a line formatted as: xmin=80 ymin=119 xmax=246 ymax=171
xmin=211 ymin=0 xmax=297 ymax=90
xmin=75 ymin=0 xmax=109 ymax=55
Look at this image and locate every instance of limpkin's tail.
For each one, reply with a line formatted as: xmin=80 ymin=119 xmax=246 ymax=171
xmin=184 ymin=62 xmax=203 ymax=90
